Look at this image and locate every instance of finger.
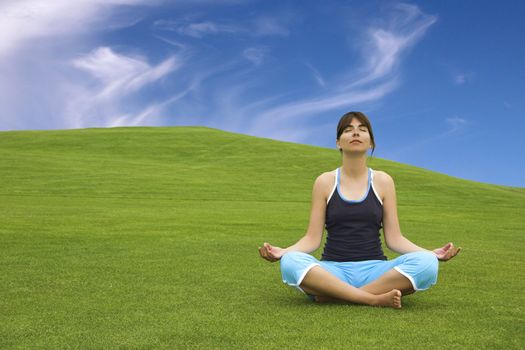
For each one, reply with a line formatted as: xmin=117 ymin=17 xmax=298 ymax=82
xmin=453 ymin=248 xmax=461 ymax=256
xmin=260 ymin=247 xmax=270 ymax=257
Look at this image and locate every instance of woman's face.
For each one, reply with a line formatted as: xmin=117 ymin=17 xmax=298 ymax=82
xmin=337 ymin=117 xmax=372 ymax=152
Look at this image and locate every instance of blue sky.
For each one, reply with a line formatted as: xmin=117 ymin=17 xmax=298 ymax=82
xmin=1 ymin=0 xmax=523 ymax=188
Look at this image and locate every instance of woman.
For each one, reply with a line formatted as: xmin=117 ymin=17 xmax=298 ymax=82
xmin=258 ymin=111 xmax=460 ymax=309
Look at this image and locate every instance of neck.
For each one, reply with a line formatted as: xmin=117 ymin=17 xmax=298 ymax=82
xmin=341 ymin=153 xmax=368 ymax=179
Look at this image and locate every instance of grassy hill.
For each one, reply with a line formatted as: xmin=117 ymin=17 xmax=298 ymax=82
xmin=1 ymin=126 xmax=523 ymax=349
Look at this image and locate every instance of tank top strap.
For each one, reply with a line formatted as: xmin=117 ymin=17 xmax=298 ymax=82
xmin=326 ymin=168 xmax=339 ymax=205
xmin=368 ymin=167 xmax=383 ymax=206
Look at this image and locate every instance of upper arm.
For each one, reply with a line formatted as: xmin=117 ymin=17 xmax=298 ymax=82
xmin=304 ymin=174 xmax=328 ymax=248
xmin=380 ymin=172 xmax=403 ymax=246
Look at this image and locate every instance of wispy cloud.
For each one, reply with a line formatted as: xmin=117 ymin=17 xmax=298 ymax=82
xmin=154 ymin=19 xmax=239 ymax=38
xmin=242 ymin=47 xmax=268 ymax=66
xmin=455 ymin=74 xmax=467 ymax=85
xmin=154 ymin=35 xmax=187 ymax=50
xmin=108 ymin=86 xmax=195 ymax=127
xmin=72 ymin=47 xmax=181 ymax=100
xmin=153 ymin=14 xmax=290 ymax=39
xmin=244 ymin=3 xmax=437 ymax=140
xmin=0 ymin=0 xmax=152 ymax=57
xmin=454 ymin=72 xmax=474 ymax=85
xmin=303 ymin=62 xmax=326 ymax=87
xmin=252 ymin=16 xmax=290 ymax=36
xmin=0 ymin=0 xmax=177 ymax=131
xmin=0 ymin=1 xmax=436 ymax=143
xmin=383 ymin=116 xmax=470 ymax=160
xmin=350 ymin=3 xmax=437 ymax=87
xmin=445 ymin=116 xmax=467 ymax=133
xmin=67 ymin=47 xmax=183 ymax=128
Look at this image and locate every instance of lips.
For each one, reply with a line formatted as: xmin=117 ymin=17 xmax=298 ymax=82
xmin=350 ymin=140 xmax=362 ymax=144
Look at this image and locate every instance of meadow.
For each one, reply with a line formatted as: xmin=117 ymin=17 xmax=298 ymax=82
xmin=1 ymin=126 xmax=524 ymax=349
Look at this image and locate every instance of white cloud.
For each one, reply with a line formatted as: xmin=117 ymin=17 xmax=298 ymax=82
xmin=446 ymin=116 xmax=467 ymax=133
xmin=455 ymin=74 xmax=467 ymax=85
xmin=352 ymin=3 xmax=437 ymax=86
xmin=181 ymin=21 xmax=220 ymax=37
xmin=304 ymin=62 xmax=326 ymax=87
xmin=0 ymin=0 xmax=153 ymax=57
xmin=252 ymin=16 xmax=289 ymax=36
xmin=72 ymin=47 xmax=181 ymax=100
xmin=153 ymin=15 xmax=290 ymax=39
xmin=67 ymin=47 xmax=183 ymax=128
xmin=380 ymin=116 xmax=470 ymax=160
xmin=154 ymin=36 xmax=186 ymax=50
xmin=242 ymin=47 xmax=268 ymax=66
xmin=154 ymin=19 xmax=240 ymax=38
xmin=0 ymin=1 xmax=438 ymax=139
xmin=453 ymin=72 xmax=474 ymax=85
xmin=0 ymin=0 xmax=179 ymax=131
xmin=244 ymin=3 xmax=437 ymax=138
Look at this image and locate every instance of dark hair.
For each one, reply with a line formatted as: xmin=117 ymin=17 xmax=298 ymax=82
xmin=336 ymin=111 xmax=376 ymax=156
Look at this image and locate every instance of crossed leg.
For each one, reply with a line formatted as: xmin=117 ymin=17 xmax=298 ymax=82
xmin=300 ymin=267 xmax=414 ymax=304
xmin=299 ymin=266 xmax=402 ymax=308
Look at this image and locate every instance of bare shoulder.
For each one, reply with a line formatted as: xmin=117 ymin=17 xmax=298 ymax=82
xmin=315 ymin=170 xmax=337 ymax=201
xmin=373 ymin=170 xmax=394 ymax=185
xmin=372 ymin=170 xmax=395 ymax=201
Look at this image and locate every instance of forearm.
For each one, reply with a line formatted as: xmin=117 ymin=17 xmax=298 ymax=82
xmin=284 ymin=235 xmax=319 ymax=254
xmin=387 ymin=234 xmax=431 ymax=255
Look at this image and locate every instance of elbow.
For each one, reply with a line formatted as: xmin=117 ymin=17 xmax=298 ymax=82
xmin=385 ymin=231 xmax=403 ymax=250
xmin=305 ymin=233 xmax=322 ymax=251
xmin=310 ymin=238 xmax=322 ymax=252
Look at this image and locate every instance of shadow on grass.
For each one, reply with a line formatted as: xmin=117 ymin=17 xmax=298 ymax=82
xmin=269 ymin=293 xmax=444 ymax=311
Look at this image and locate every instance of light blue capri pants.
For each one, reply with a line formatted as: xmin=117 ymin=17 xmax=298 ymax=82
xmin=280 ymin=251 xmax=439 ymax=300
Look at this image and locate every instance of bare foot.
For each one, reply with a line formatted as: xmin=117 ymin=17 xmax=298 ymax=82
xmin=374 ymin=289 xmax=402 ymax=308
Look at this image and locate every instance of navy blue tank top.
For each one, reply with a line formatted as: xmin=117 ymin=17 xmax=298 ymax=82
xmin=321 ymin=167 xmax=387 ymax=262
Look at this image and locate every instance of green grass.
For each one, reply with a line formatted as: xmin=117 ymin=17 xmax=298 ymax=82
xmin=1 ymin=126 xmax=524 ymax=349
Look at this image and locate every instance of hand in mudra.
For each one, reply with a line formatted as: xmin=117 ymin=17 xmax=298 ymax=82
xmin=258 ymin=242 xmax=286 ymax=262
xmin=433 ymin=242 xmax=461 ymax=261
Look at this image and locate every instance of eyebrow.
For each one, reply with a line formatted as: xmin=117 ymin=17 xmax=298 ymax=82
xmin=345 ymin=124 xmax=367 ymax=128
